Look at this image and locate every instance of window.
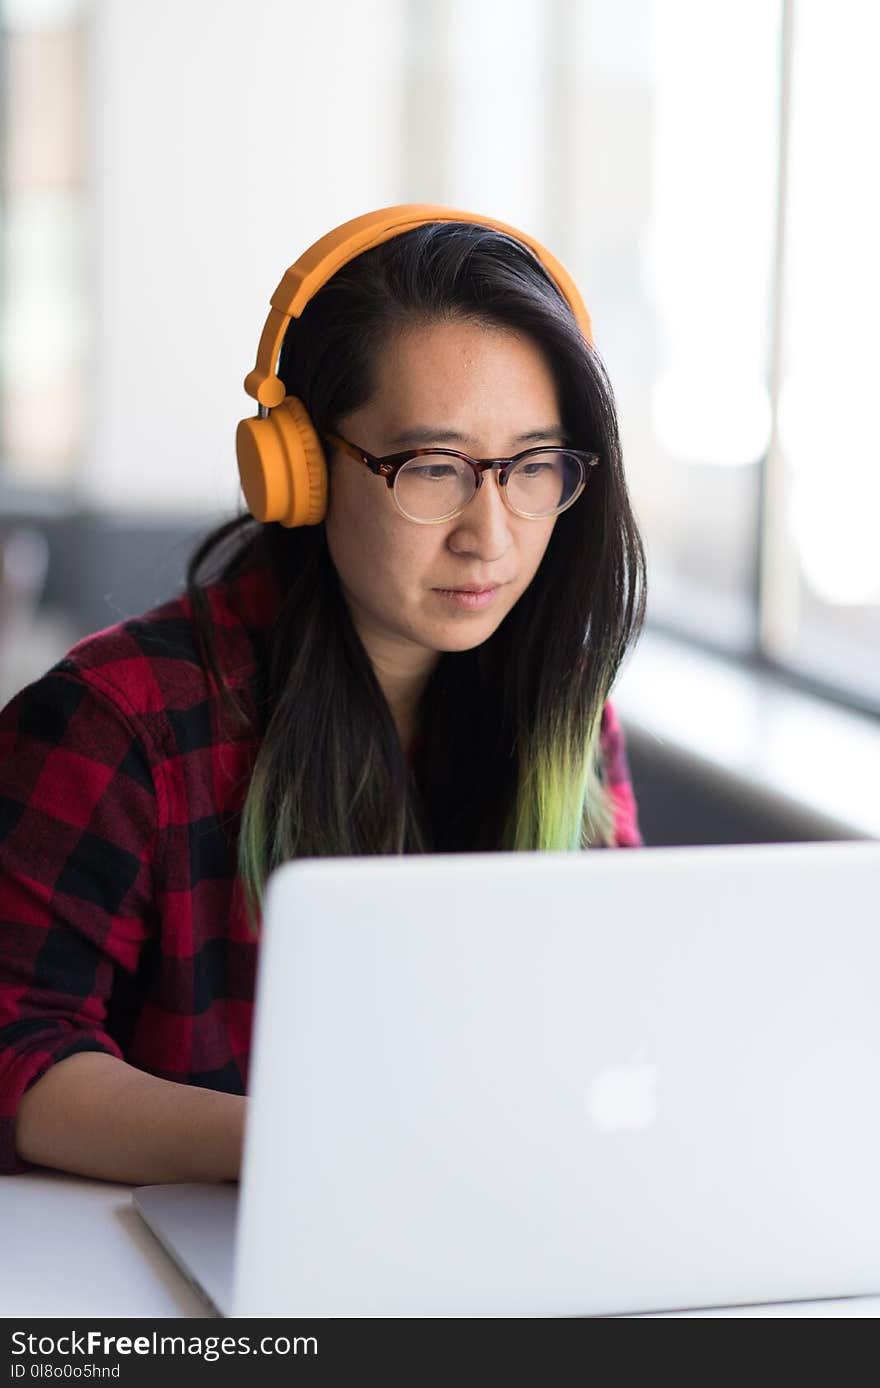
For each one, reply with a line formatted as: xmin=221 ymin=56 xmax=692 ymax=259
xmin=1 ymin=0 xmax=877 ymax=717
xmin=760 ymin=0 xmax=880 ymax=712
xmin=1 ymin=0 xmax=87 ymax=490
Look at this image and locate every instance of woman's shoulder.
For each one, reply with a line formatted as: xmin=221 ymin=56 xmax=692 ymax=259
xmin=47 ymin=592 xmax=215 ymax=734
xmin=51 ymin=552 xmax=284 ymax=722
xmin=598 ymin=696 xmax=628 ymax=780
xmin=598 ymin=696 xmax=643 ymax=848
xmin=1 ymin=547 xmax=285 ymax=772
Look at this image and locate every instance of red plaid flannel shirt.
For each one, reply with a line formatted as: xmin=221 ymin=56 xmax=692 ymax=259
xmin=0 ymin=546 xmax=642 ymax=1174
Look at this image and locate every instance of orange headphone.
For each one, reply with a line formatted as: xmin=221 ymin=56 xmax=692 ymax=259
xmin=235 ymin=203 xmax=594 ymax=529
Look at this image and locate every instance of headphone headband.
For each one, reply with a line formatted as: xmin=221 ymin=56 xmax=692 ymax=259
xmin=243 ymin=203 xmax=593 ymax=408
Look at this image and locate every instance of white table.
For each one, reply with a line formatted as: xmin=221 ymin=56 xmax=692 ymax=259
xmin=3 ymin=1169 xmax=879 ymax=1319
xmin=2 ymin=1168 xmax=208 ymax=1318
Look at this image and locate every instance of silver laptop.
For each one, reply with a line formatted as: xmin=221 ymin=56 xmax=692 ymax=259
xmin=133 ymin=839 xmax=880 ymax=1317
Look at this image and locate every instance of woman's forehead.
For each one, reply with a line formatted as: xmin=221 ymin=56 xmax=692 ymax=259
xmin=366 ymin=320 xmax=563 ymax=423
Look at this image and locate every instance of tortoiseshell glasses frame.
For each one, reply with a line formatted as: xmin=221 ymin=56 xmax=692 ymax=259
xmin=323 ymin=430 xmax=600 ymax=524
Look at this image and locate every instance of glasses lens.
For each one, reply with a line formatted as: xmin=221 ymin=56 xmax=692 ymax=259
xmin=394 ymin=450 xmax=588 ymax=521
xmin=506 ymin=451 xmax=584 ymax=517
xmin=395 ymin=453 xmax=472 ymax=521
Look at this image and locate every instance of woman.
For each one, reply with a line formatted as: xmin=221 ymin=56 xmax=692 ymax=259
xmin=0 ymin=206 xmax=647 ymax=1183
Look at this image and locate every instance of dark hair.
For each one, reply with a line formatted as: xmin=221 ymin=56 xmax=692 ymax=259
xmin=185 ymin=222 xmax=647 ymax=934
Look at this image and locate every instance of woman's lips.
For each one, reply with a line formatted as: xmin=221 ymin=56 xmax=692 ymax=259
xmin=433 ymin=586 xmax=500 ymax=610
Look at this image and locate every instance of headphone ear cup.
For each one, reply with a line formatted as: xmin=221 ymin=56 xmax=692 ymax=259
xmin=236 ymin=395 xmax=328 ymax=528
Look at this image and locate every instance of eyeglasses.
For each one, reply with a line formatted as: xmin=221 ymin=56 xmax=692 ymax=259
xmin=324 ymin=431 xmax=600 ymax=524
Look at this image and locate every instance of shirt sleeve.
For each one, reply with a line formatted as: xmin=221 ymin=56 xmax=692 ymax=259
xmin=0 ymin=665 xmax=159 ymax=1174
xmin=598 ymin=698 xmax=643 ymax=848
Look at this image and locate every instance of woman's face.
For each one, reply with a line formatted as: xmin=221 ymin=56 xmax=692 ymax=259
xmin=323 ymin=317 xmax=564 ymax=695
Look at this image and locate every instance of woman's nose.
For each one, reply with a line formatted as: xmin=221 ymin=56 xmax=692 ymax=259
xmin=449 ymin=466 xmax=514 ymax=550
xmin=469 ymin=467 xmax=511 ymax=520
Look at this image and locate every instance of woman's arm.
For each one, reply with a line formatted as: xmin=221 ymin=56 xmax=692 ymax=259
xmin=0 ymin=664 xmax=246 ymax=1180
xmin=15 ymin=1051 xmax=246 ymax=1184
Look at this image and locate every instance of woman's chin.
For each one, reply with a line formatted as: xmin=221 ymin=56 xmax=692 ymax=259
xmin=426 ymin=615 xmax=504 ymax=653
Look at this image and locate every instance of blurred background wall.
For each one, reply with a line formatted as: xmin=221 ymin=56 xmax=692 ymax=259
xmin=1 ymin=0 xmax=878 ymax=845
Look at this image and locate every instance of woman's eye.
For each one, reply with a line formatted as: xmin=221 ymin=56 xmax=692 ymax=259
xmin=415 ymin=465 xmax=456 ymax=481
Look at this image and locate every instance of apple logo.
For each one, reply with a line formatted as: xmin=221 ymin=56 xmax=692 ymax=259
xmin=585 ymin=1048 xmax=660 ymax=1131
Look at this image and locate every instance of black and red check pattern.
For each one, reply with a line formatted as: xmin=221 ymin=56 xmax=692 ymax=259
xmin=0 ymin=544 xmax=642 ymax=1175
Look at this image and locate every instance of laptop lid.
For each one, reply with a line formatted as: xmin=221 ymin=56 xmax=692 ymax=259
xmin=132 ymin=1182 xmax=237 ymax=1317
xmin=137 ymin=840 xmax=880 ymax=1317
